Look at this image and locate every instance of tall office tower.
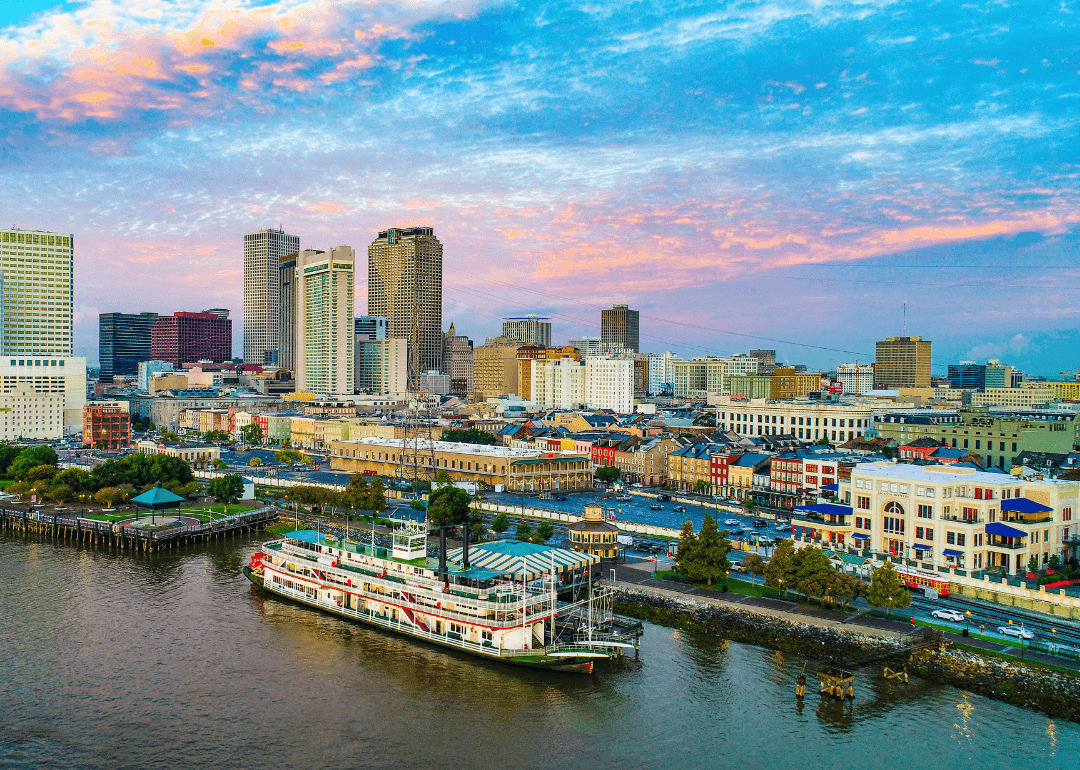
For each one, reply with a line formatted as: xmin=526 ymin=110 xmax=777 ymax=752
xmin=356 ymin=337 xmax=407 ymax=394
xmin=295 ymin=247 xmax=355 ymax=394
xmin=243 ymin=228 xmax=300 ymax=366
xmin=601 ymin=303 xmax=639 ymax=353
xmin=442 ymin=322 xmax=474 ymax=394
xmin=501 ymin=315 xmax=552 ymax=347
xmin=355 ymin=316 xmax=389 ymax=340
xmin=0 ymin=228 xmax=74 ymax=354
xmin=947 ymin=361 xmax=985 ymax=390
xmin=277 ymin=253 xmax=297 ymax=371
xmin=367 ymin=226 xmax=443 ymax=385
xmin=98 ymin=312 xmax=158 ymax=382
xmin=874 ymin=335 xmax=932 ymax=389
xmin=568 ymin=336 xmax=603 ymax=358
xmin=151 ymin=311 xmax=232 ymax=366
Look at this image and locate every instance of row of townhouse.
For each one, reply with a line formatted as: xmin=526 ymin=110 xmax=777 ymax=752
xmin=791 ymin=462 xmax=1080 ymax=576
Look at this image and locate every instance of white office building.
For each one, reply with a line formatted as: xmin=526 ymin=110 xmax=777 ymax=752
xmin=294 ymin=247 xmax=355 ymax=395
xmin=0 ymin=356 xmax=87 ymax=439
xmin=243 ymin=228 xmax=300 ymax=366
xmin=356 ymin=337 xmax=408 ymax=394
xmin=837 ymin=363 xmax=875 ymax=396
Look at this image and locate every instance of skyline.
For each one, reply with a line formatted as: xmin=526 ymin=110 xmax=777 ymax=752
xmin=1 ymin=0 xmax=1078 ymax=374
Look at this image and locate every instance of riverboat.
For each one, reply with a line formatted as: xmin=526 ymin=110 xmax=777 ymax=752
xmin=244 ymin=521 xmax=642 ymax=673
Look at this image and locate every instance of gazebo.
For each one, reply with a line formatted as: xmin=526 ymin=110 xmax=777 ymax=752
xmin=132 ymin=483 xmax=185 ymax=524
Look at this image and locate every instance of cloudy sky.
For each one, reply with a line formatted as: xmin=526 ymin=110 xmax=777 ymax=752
xmin=2 ymin=0 xmax=1078 ymax=375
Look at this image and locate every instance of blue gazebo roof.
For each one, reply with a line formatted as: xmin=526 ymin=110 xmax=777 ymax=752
xmin=132 ymin=484 xmax=185 ymax=508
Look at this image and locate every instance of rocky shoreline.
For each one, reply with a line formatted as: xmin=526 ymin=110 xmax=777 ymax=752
xmin=614 ymin=588 xmax=1080 ymax=723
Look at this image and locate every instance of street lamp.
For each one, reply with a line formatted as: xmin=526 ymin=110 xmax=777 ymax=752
xmin=965 ymin=610 xmax=972 ymax=635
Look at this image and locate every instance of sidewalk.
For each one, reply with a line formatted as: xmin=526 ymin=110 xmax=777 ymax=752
xmin=611 ymin=560 xmax=1080 ymax=673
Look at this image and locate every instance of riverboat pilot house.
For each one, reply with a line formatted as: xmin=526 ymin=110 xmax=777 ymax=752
xmin=568 ymin=504 xmax=622 ymax=560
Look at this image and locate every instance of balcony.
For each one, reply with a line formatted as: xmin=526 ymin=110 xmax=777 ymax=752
xmin=939 ymin=515 xmax=982 ymax=524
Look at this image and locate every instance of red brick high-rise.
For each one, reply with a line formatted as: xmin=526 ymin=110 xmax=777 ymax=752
xmin=151 ymin=311 xmax=232 ymax=366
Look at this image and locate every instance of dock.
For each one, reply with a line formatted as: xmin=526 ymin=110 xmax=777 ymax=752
xmin=813 ymin=627 xmax=945 ymax=699
xmin=0 ymin=505 xmax=278 ymax=552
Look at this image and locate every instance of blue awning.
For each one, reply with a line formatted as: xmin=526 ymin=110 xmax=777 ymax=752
xmin=822 ymin=483 xmax=839 ymax=492
xmin=911 ymin=543 xmax=931 ymax=551
xmin=1001 ymin=498 xmax=1053 ymax=514
xmin=851 ymin=533 xmax=869 ymax=540
xmin=943 ymin=548 xmax=964 ymax=558
xmin=792 ymin=503 xmax=853 ymax=517
xmin=986 ymin=521 xmax=1027 ymax=538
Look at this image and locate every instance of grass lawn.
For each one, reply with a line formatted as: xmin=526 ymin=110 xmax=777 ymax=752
xmin=0 ymin=479 xmax=14 ymax=491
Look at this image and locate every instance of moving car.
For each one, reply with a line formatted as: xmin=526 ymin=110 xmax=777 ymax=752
xmin=657 ymin=494 xmax=672 ymax=502
xmin=752 ymin=519 xmax=769 ymax=528
xmin=724 ymin=519 xmax=740 ymax=526
xmin=650 ymin=503 xmax=663 ymax=511
xmin=673 ymin=505 xmax=687 ymax=513
xmin=930 ymin=609 xmax=964 ymax=623
xmin=998 ymin=625 xmax=1034 ymax=640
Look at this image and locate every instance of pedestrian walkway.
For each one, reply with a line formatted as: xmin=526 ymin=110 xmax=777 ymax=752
xmin=611 ymin=560 xmax=1080 ymax=673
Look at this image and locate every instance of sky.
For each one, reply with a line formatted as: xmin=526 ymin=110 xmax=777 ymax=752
xmin=1 ymin=0 xmax=1078 ymax=376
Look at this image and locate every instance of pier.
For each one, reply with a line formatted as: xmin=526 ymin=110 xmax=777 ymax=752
xmin=0 ymin=505 xmax=278 ymax=552
xmin=813 ymin=627 xmax=945 ymax=700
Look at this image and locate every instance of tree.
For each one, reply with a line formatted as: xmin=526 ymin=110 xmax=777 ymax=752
xmin=48 ymin=484 xmax=75 ymax=505
xmin=516 ymin=522 xmax=533 ymax=541
xmin=686 ymin=513 xmax=730 ymax=586
xmin=9 ymin=445 xmax=58 ymax=480
xmin=440 ymin=428 xmax=498 ymax=445
xmin=1049 ymin=555 xmax=1062 ymax=571
xmin=595 ymin=466 xmax=620 ymax=484
xmin=239 ymin=423 xmax=263 ymax=445
xmin=274 ymin=449 xmax=305 ymax=465
xmin=492 ymin=512 xmax=510 ymax=536
xmin=205 ymin=430 xmax=232 ymax=443
xmin=676 ymin=520 xmax=698 ymax=575
xmin=22 ymin=464 xmax=57 ymax=485
xmin=764 ymin=539 xmax=798 ymax=596
xmin=866 ymin=562 xmax=911 ymax=616
xmin=826 ymin=570 xmax=864 ymax=608
xmin=434 ymin=469 xmax=453 ymax=484
xmin=742 ymin=497 xmax=755 ymax=513
xmin=428 ymin=486 xmax=473 ymax=581
xmin=248 ymin=457 xmax=263 ymax=467
xmin=209 ymin=474 xmax=245 ymax=513
xmin=161 ymin=430 xmax=181 ymax=443
xmin=94 ymin=486 xmax=121 ymax=508
xmin=1027 ymin=555 xmax=1040 ymax=574
xmin=0 ymin=443 xmax=22 ymax=476
xmin=409 ymin=499 xmax=426 ymax=511
xmin=742 ymin=553 xmax=766 ymax=586
xmin=366 ymin=478 xmax=386 ymax=514
xmin=693 ymin=479 xmax=708 ymax=494
xmin=53 ymin=467 xmax=90 ymax=493
xmin=535 ymin=521 xmax=555 ymax=542
xmin=795 ymin=546 xmax=834 ymax=603
xmin=212 ymin=458 xmax=228 ymax=470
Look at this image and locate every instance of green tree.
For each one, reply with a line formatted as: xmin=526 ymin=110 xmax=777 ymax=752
xmin=0 ymin=443 xmax=22 ymax=476
xmin=239 ymin=423 xmax=263 ymax=445
xmin=686 ymin=513 xmax=730 ymax=586
xmin=492 ymin=511 xmax=510 ymax=536
xmin=826 ymin=570 xmax=864 ymax=608
xmin=48 ymin=484 xmax=75 ymax=505
xmin=161 ymin=429 xmax=181 ymax=442
xmin=53 ymin=467 xmax=90 ymax=493
xmin=535 ymin=521 xmax=555 ymax=542
xmin=274 ymin=449 xmax=305 ymax=465
xmin=676 ymin=520 xmax=698 ymax=576
xmin=22 ymin=464 xmax=57 ymax=486
xmin=795 ymin=546 xmax=834 ymax=603
xmin=205 ymin=430 xmax=232 ymax=443
xmin=742 ymin=552 xmax=766 ymax=586
xmin=94 ymin=486 xmax=123 ymax=508
xmin=409 ymin=499 xmax=426 ymax=511
xmin=1049 ymin=555 xmax=1062 ymax=571
xmin=595 ymin=465 xmax=620 ymax=484
xmin=366 ymin=477 xmax=387 ymax=514
xmin=212 ymin=458 xmax=228 ymax=470
xmin=693 ymin=479 xmax=708 ymax=494
xmin=434 ymin=469 xmax=453 ymax=484
xmin=440 ymin=428 xmax=499 ymax=445
xmin=9 ymin=445 xmax=59 ymax=480
xmin=248 ymin=457 xmax=263 ymax=467
xmin=209 ymin=474 xmax=245 ymax=512
xmin=516 ymin=522 xmax=533 ymax=541
xmin=742 ymin=497 xmax=755 ymax=513
xmin=866 ymin=562 xmax=912 ymax=616
xmin=764 ymin=539 xmax=798 ymax=596
xmin=1027 ymin=555 xmax=1039 ymax=574
xmin=428 ymin=486 xmax=473 ymax=580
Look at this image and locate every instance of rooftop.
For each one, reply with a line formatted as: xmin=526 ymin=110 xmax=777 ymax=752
xmin=852 ymin=461 xmax=1073 ymax=485
xmin=334 ymin=435 xmax=585 ymax=459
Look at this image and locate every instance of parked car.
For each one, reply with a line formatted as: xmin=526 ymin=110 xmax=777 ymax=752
xmin=673 ymin=505 xmax=687 ymax=513
xmin=657 ymin=494 xmax=671 ymax=502
xmin=752 ymin=519 xmax=769 ymax=528
xmin=998 ymin=625 xmax=1034 ymax=640
xmin=730 ymin=562 xmax=747 ymax=573
xmin=931 ymin=609 xmax=964 ymax=623
xmin=554 ymin=495 xmax=568 ymax=501
xmin=650 ymin=503 xmax=663 ymax=510
xmin=724 ymin=519 xmax=740 ymax=526
xmin=728 ymin=529 xmax=745 ymax=537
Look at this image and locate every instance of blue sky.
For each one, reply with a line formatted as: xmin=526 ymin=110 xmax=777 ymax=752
xmin=0 ymin=0 xmax=1077 ymax=375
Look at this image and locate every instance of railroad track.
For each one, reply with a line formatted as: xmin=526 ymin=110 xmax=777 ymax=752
xmin=912 ymin=594 xmax=1080 ymax=646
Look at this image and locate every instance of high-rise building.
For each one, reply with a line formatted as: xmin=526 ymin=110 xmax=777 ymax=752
xmin=601 ymin=304 xmax=639 ymax=353
xmin=356 ymin=337 xmax=407 ymax=394
xmin=98 ymin=312 xmax=158 ymax=382
xmin=295 ymin=247 xmax=354 ymax=395
xmin=516 ymin=345 xmax=580 ymax=401
xmin=947 ymin=361 xmax=985 ymax=390
xmin=355 ymin=316 xmax=388 ymax=340
xmin=647 ymin=352 xmax=680 ymax=394
xmin=442 ymin=322 xmax=474 ymax=394
xmin=151 ymin=311 xmax=232 ymax=366
xmin=748 ymin=349 xmax=777 ymax=375
xmin=244 ymin=228 xmax=300 ymax=366
xmin=0 ymin=228 xmax=74 ymax=355
xmin=367 ymin=227 xmax=443 ymax=385
xmin=836 ymin=363 xmax=875 ymax=395
xmin=874 ymin=336 xmax=932 ymax=389
xmin=277 ymin=253 xmax=298 ymax=371
xmin=584 ymin=356 xmax=635 ymax=413
xmin=501 ymin=315 xmax=552 ymax=347
xmin=568 ymin=336 xmax=603 ymax=358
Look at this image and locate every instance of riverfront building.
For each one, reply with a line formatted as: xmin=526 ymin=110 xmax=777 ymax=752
xmin=367 ymin=227 xmax=443 ymax=382
xmin=796 ymin=463 xmax=1080 ymax=576
xmin=98 ymin=312 xmax=157 ymax=382
xmin=244 ymin=228 xmax=300 ymax=366
xmin=0 ymin=228 xmax=74 ymax=356
xmin=0 ymin=355 xmax=87 ymax=439
xmin=568 ymin=504 xmax=622 ymax=560
xmin=328 ymin=436 xmax=592 ymax=491
xmin=714 ymin=398 xmax=875 ymax=444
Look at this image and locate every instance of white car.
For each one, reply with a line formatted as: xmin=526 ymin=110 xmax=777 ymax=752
xmin=998 ymin=625 xmax=1034 ymax=640
xmin=725 ymin=519 xmax=740 ymax=526
xmin=931 ymin=609 xmax=964 ymax=623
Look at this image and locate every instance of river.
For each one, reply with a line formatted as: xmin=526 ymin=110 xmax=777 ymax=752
xmin=1 ymin=532 xmax=1076 ymax=769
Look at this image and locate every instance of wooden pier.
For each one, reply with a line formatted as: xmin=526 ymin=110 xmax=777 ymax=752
xmin=801 ymin=627 xmax=945 ymax=700
xmin=0 ymin=505 xmax=278 ymax=552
